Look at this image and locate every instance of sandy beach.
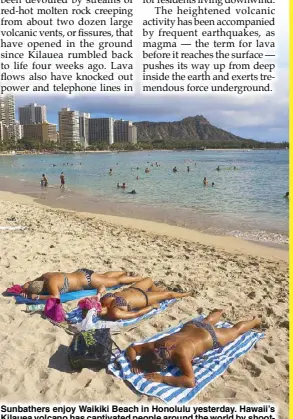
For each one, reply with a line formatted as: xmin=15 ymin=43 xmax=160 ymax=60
xmin=0 ymin=191 xmax=288 ymax=416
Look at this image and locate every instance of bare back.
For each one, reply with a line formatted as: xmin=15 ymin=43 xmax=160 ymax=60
xmin=42 ymin=271 xmax=88 ymax=293
xmin=155 ymin=324 xmax=214 ymax=362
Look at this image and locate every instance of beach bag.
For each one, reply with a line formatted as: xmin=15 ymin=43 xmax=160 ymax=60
xmin=78 ymin=295 xmax=102 ymax=312
xmin=68 ymin=328 xmax=121 ymax=370
xmin=44 ymin=298 xmax=65 ymax=323
xmin=72 ymin=309 xmax=122 ymax=333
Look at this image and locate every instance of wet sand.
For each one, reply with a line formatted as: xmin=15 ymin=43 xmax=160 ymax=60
xmin=0 ymin=176 xmax=288 ymax=254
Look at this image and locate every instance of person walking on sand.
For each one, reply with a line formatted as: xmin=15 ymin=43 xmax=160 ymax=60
xmin=60 ymin=172 xmax=65 ymax=190
xmin=126 ymin=309 xmax=261 ymax=388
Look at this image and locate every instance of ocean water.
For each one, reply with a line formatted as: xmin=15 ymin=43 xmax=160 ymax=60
xmin=0 ymin=150 xmax=289 ymax=246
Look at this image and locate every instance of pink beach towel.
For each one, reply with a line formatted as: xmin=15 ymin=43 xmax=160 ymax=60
xmin=6 ymin=285 xmax=23 ymax=294
xmin=78 ymin=294 xmax=102 ymax=312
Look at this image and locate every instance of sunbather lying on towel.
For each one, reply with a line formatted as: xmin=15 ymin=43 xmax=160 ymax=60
xmin=100 ymin=277 xmax=191 ymax=320
xmin=21 ymin=269 xmax=143 ymax=300
xmin=126 ymin=309 xmax=261 ymax=388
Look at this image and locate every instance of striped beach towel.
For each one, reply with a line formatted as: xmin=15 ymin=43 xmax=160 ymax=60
xmin=108 ymin=316 xmax=264 ymax=403
xmin=66 ymin=299 xmax=176 ymax=327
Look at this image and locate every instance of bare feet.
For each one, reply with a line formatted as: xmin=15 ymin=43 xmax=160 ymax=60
xmin=212 ymin=309 xmax=225 ymax=316
xmin=127 ymin=273 xmax=143 ymax=281
xmin=252 ymin=317 xmax=262 ymax=328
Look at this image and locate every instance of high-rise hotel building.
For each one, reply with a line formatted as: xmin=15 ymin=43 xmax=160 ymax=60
xmin=89 ymin=118 xmax=114 ymax=145
xmin=0 ymin=94 xmax=16 ymax=141
xmin=79 ymin=112 xmax=90 ymax=148
xmin=114 ymin=119 xmax=137 ymax=144
xmin=58 ymin=108 xmax=80 ymax=146
xmin=23 ymin=122 xmax=57 ymax=144
xmin=19 ymin=103 xmax=46 ymax=125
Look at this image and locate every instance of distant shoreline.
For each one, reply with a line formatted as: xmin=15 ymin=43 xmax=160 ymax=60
xmin=0 ymin=148 xmax=288 ymax=157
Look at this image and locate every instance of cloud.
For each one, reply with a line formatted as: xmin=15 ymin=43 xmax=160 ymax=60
xmin=16 ymin=68 xmax=288 ymax=143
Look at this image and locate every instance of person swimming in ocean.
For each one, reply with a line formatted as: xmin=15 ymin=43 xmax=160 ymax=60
xmin=173 ymin=167 xmax=178 ymax=173
xmin=127 ymin=190 xmax=137 ymax=194
xmin=284 ymin=192 xmax=289 ymax=198
xmin=216 ymin=166 xmax=220 ymax=171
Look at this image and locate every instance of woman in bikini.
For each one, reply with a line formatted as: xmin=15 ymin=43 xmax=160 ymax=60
xmin=126 ymin=309 xmax=261 ymax=388
xmin=100 ymin=277 xmax=191 ymax=320
xmin=21 ymin=269 xmax=144 ymax=301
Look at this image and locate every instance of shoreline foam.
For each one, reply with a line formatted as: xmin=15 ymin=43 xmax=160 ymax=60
xmin=0 ymin=189 xmax=288 ymax=262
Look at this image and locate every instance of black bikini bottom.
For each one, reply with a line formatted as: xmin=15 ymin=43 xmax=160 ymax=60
xmin=129 ymin=287 xmax=149 ymax=307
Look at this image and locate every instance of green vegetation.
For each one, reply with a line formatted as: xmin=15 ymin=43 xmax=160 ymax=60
xmin=0 ymin=138 xmax=288 ymax=153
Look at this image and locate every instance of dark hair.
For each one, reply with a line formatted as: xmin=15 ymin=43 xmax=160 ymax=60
xmin=42 ymin=174 xmax=45 ymax=176
xmin=137 ymin=349 xmax=169 ymax=372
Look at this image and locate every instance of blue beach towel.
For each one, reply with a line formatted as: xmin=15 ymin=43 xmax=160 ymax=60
xmin=108 ymin=316 xmax=264 ymax=404
xmin=66 ymin=299 xmax=176 ymax=326
xmin=10 ymin=285 xmax=121 ymax=305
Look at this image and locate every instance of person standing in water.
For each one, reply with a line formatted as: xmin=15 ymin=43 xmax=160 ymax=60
xmin=203 ymin=177 xmax=208 ymax=186
xmin=41 ymin=174 xmax=48 ymax=187
xmin=187 ymin=166 xmax=190 ymax=172
xmin=60 ymin=172 xmax=65 ymax=190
